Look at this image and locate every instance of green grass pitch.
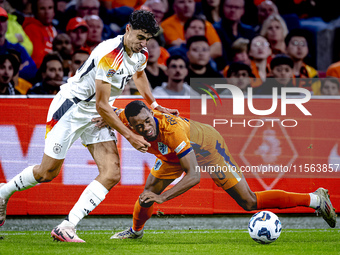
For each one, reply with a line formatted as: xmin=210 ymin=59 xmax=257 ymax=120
xmin=0 ymin=229 xmax=339 ymax=255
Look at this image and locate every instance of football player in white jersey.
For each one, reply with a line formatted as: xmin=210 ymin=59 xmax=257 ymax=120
xmin=0 ymin=10 xmax=178 ymax=242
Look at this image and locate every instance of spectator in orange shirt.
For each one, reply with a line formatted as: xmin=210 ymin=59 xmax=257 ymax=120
xmin=145 ymin=37 xmax=168 ymax=89
xmin=22 ymin=0 xmax=57 ymax=69
xmin=161 ymin=0 xmax=222 ymax=51
xmin=326 ymin=61 xmax=340 ymax=79
xmin=66 ymin=17 xmax=89 ymax=52
xmin=247 ymin=35 xmax=272 ymax=87
xmin=100 ymin=0 xmax=147 ymax=10
xmin=168 ymin=16 xmax=222 ymax=61
xmin=285 ymin=28 xmax=320 ymax=95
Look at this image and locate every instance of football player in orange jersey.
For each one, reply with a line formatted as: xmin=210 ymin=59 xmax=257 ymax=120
xmin=101 ymin=100 xmax=336 ymax=239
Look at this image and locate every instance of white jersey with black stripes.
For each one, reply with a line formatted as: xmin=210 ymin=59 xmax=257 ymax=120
xmin=59 ymin=35 xmax=148 ymax=112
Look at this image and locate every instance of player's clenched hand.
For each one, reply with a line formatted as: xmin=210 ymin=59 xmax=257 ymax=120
xmin=155 ymin=105 xmax=179 ymax=116
xmin=139 ymin=191 xmax=165 ymax=204
xmin=128 ymin=133 xmax=151 ymax=153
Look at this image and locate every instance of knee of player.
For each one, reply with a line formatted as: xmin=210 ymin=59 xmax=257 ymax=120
xmin=139 ymin=200 xmax=154 ymax=208
xmin=240 ymin=196 xmax=257 ymax=211
xmin=106 ymin=173 xmax=121 ymax=185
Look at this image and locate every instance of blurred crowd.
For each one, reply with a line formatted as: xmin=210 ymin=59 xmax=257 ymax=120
xmin=0 ymin=0 xmax=339 ymax=96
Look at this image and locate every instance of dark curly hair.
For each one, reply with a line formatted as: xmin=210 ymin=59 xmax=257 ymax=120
xmin=125 ymin=100 xmax=150 ymax=123
xmin=129 ymin=10 xmax=160 ymax=36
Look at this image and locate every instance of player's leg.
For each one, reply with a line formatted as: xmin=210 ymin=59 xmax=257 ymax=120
xmin=225 ymin=177 xmax=336 ymax=227
xmin=111 ymin=173 xmax=174 ymax=239
xmin=0 ymin=154 xmax=64 ymax=226
xmin=111 ymin=159 xmax=181 ymax=239
xmin=52 ymin=140 xmax=119 ymax=242
xmin=132 ymin=174 xmax=175 ymax=232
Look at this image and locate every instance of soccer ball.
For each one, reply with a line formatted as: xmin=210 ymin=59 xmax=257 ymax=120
xmin=248 ymin=211 xmax=282 ymax=244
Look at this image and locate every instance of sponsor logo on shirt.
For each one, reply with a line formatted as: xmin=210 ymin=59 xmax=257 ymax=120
xmin=175 ymin=141 xmax=186 ymax=154
xmin=154 ymin=159 xmax=162 ymax=171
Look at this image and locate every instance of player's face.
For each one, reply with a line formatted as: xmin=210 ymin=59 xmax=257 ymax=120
xmin=129 ymin=108 xmax=158 ymax=141
xmin=125 ymin=25 xmax=153 ymax=54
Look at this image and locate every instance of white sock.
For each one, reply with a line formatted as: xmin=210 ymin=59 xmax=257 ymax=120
xmin=67 ymin=180 xmax=108 ymax=226
xmin=309 ymin=193 xmax=320 ymax=209
xmin=0 ymin=165 xmax=38 ymax=199
xmin=132 ymin=228 xmax=143 ymax=235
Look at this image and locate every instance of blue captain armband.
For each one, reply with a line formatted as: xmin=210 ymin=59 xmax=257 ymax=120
xmin=177 ymin=147 xmax=193 ymax=159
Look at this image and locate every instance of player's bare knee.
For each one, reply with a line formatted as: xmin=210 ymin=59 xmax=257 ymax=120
xmin=241 ymin=195 xmax=257 ymax=211
xmin=139 ymin=199 xmax=153 ymax=208
xmin=105 ymin=172 xmax=121 ymax=186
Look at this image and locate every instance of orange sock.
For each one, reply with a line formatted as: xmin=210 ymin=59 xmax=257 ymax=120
xmin=132 ymin=199 xmax=154 ymax=231
xmin=255 ymin=190 xmax=310 ymax=209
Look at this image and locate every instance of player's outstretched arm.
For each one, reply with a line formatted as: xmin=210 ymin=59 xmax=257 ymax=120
xmin=140 ymin=151 xmax=200 ymax=204
xmin=95 ymin=79 xmax=150 ymax=152
xmin=133 ymin=70 xmax=179 ymax=116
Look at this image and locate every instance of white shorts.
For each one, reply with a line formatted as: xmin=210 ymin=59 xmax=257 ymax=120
xmin=44 ymin=93 xmax=117 ymax=159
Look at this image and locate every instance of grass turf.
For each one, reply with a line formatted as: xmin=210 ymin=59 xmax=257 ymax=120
xmin=0 ymin=229 xmax=339 ymax=255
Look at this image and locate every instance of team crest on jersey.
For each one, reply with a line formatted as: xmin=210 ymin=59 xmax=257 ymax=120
xmin=154 ymin=159 xmax=162 ymax=171
xmin=107 ymin=69 xmax=116 ymax=77
xmin=158 ymin=142 xmax=168 ymax=155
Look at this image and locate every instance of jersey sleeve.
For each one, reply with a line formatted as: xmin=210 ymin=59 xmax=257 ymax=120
xmin=113 ymin=107 xmax=130 ymax=127
xmin=138 ymin=48 xmax=149 ymax=72
xmin=163 ymin=122 xmax=192 ymax=159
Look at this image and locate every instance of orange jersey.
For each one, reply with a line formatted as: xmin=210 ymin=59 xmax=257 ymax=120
xmin=114 ymin=107 xmax=242 ymax=188
xmin=114 ymin=108 xmax=238 ymax=167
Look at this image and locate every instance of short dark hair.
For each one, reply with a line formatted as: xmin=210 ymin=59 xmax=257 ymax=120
xmin=227 ymin=62 xmax=254 ymax=78
xmin=285 ymin=28 xmax=312 ymax=47
xmin=184 ymin=15 xmax=206 ymax=32
xmin=270 ymin=54 xmax=294 ymax=69
xmin=166 ymin=55 xmax=188 ymax=68
xmin=73 ymin=49 xmax=90 ymax=56
xmin=125 ymin=100 xmax=150 ymax=123
xmin=186 ymin=35 xmax=208 ymax=49
xmin=39 ymin=52 xmax=63 ymax=73
xmin=31 ymin=0 xmax=56 ymax=18
xmin=129 ymin=10 xmax=160 ymax=36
